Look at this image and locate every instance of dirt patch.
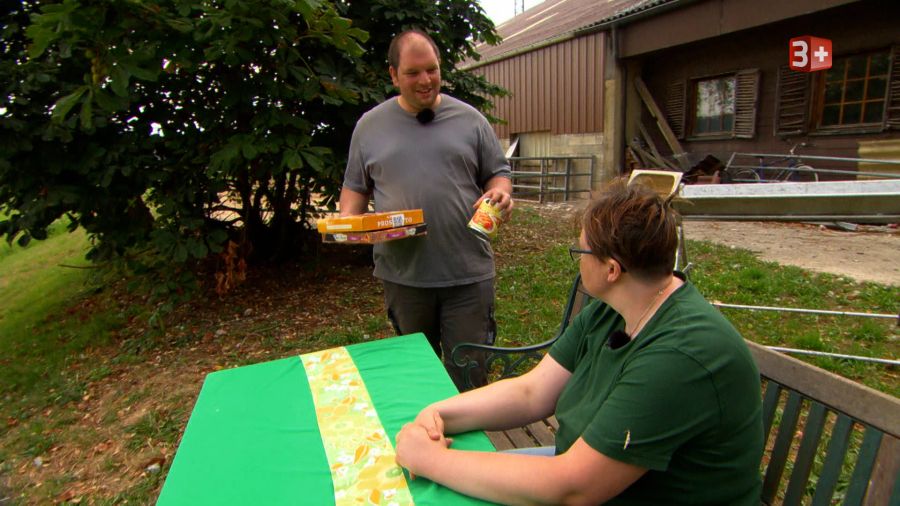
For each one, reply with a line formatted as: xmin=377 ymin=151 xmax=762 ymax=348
xmin=2 ymin=248 xmax=392 ymax=504
xmin=682 ymin=221 xmax=900 ymax=286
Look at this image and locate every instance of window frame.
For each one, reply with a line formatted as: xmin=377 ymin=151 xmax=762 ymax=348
xmin=688 ymin=72 xmax=739 ymax=140
xmin=810 ymin=49 xmax=891 ymax=134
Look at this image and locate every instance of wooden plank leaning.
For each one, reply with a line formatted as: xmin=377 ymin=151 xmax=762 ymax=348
xmin=637 ymin=123 xmax=679 ymax=171
xmin=634 ymin=76 xmax=689 ymax=171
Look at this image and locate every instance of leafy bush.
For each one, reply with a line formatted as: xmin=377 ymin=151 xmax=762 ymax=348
xmin=0 ymin=0 xmax=503 ymax=295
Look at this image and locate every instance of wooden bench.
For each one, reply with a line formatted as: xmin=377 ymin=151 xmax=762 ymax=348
xmin=451 ymin=275 xmax=900 ymax=505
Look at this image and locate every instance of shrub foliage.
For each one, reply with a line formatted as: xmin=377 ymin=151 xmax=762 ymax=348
xmin=0 ymin=0 xmax=502 ymax=279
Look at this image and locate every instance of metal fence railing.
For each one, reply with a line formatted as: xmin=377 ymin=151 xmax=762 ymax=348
xmin=509 ymin=156 xmax=595 ymax=203
xmin=723 ymin=152 xmax=900 ymax=183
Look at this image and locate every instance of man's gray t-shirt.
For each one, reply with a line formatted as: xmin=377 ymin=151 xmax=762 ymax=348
xmin=343 ymin=95 xmax=510 ymax=287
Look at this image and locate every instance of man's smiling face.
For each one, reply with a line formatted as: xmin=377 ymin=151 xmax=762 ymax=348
xmin=390 ymin=33 xmax=441 ymax=114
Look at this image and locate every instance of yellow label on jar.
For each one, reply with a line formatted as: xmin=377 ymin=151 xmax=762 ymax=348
xmin=468 ymin=198 xmax=502 ymax=239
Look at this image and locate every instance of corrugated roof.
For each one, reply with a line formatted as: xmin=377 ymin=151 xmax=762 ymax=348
xmin=469 ymin=0 xmax=678 ymax=66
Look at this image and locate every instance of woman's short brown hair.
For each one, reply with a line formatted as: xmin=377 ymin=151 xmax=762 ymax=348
xmin=582 ymin=178 xmax=679 ymax=281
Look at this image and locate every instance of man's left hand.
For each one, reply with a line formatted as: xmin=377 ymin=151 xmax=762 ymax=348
xmin=474 ymin=189 xmax=514 ymax=222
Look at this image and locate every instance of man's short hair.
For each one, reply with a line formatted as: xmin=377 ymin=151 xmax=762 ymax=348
xmin=388 ymin=29 xmax=441 ymax=69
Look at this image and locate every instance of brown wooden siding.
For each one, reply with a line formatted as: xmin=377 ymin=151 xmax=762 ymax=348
xmin=471 ymin=32 xmax=606 ymax=139
xmin=620 ymin=0 xmax=857 ymax=59
xmin=635 ymin=0 xmax=900 ymax=178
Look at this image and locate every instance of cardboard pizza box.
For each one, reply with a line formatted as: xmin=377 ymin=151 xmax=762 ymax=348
xmin=317 ymin=209 xmax=424 ymax=233
xmin=321 ymin=223 xmax=428 ymax=244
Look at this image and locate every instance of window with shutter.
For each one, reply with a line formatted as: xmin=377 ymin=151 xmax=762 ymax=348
xmin=734 ymin=69 xmax=760 ymax=139
xmin=665 ymin=81 xmax=686 ymax=139
xmin=684 ymin=69 xmax=759 ymax=139
xmin=776 ymin=47 xmax=897 ymax=135
xmin=774 ymin=65 xmax=810 ymax=136
xmin=886 ymin=44 xmax=900 ymax=129
xmin=692 ymin=75 xmax=735 ymax=136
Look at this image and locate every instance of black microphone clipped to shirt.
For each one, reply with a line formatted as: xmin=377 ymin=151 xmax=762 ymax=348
xmin=416 ymin=108 xmax=435 ymax=124
xmin=606 ymin=330 xmax=631 ymax=350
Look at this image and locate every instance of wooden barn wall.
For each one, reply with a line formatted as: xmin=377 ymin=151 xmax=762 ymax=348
xmin=620 ymin=0 xmax=857 ymax=59
xmin=471 ymin=32 xmax=605 ymax=139
xmin=635 ymin=0 xmax=900 ymax=178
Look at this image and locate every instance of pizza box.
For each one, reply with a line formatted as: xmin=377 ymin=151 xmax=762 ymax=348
xmin=317 ymin=209 xmax=424 ymax=233
xmin=321 ymin=223 xmax=428 ymax=244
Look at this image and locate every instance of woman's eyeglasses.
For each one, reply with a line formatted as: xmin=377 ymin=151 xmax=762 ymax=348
xmin=568 ymin=247 xmax=628 ymax=272
xmin=568 ymin=247 xmax=592 ymax=262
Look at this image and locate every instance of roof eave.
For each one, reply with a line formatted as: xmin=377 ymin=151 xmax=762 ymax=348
xmin=462 ymin=0 xmax=693 ymax=71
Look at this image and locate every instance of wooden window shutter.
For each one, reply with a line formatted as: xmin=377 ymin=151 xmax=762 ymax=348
xmin=886 ymin=44 xmax=900 ymax=129
xmin=774 ymin=64 xmax=811 ymax=136
xmin=665 ymin=80 xmax=686 ymax=139
xmin=733 ymin=69 xmax=759 ymax=139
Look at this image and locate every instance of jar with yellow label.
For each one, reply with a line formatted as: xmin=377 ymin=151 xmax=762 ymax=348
xmin=467 ymin=198 xmax=502 ymax=240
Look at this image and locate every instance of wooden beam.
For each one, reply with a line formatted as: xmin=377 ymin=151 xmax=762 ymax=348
xmin=634 ymin=76 xmax=688 ymax=169
xmin=628 ymin=142 xmax=652 ymax=167
xmin=638 ymin=123 xmax=679 ymax=171
xmin=629 ymin=141 xmax=669 ymax=169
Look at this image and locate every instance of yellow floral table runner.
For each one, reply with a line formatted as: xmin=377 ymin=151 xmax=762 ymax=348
xmin=158 ymin=334 xmax=496 ymax=505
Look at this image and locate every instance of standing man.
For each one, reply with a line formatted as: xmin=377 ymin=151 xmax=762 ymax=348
xmin=340 ymin=29 xmax=512 ymax=389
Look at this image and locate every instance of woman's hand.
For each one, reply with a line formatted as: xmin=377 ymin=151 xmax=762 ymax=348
xmin=413 ymin=407 xmax=452 ymax=444
xmin=400 ymin=408 xmax=453 ymax=479
xmin=395 ymin=423 xmax=451 ymax=479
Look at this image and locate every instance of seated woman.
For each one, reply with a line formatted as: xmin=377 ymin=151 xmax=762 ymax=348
xmin=395 ymin=180 xmax=764 ymax=505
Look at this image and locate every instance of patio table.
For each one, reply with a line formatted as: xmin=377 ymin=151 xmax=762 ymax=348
xmin=157 ymin=333 xmax=496 ymax=505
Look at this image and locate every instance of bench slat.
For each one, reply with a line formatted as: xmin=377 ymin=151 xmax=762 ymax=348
xmin=844 ymin=427 xmax=884 ymax=506
xmin=811 ymin=414 xmax=855 ymax=506
xmin=525 ymin=420 xmax=556 ymax=447
xmin=893 ymin=476 xmax=900 ymax=506
xmin=487 ymin=422 xmax=556 ymax=453
xmin=762 ymin=391 xmax=803 ymax=504
xmin=505 ymin=426 xmax=544 ymax=449
xmin=748 ymin=341 xmax=900 ymax=437
xmin=783 ymin=402 xmax=828 ymax=506
xmin=863 ymin=435 xmax=900 ymax=506
xmin=486 ymin=431 xmax=516 ymax=451
xmin=762 ymin=381 xmax=783 ymax=441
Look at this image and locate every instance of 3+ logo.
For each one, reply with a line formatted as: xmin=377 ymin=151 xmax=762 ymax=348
xmin=789 ymin=36 xmax=832 ymax=72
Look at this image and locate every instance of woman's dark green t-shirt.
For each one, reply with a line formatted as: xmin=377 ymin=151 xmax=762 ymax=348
xmin=549 ymin=280 xmax=764 ymax=506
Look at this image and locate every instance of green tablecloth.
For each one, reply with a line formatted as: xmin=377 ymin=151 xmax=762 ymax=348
xmin=157 ymin=333 xmax=496 ymax=505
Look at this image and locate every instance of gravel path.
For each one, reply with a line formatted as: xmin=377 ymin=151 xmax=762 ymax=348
xmin=681 ymin=220 xmax=900 ymax=286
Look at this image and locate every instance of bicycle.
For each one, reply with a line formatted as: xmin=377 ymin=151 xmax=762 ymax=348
xmin=723 ymin=143 xmax=819 ymax=183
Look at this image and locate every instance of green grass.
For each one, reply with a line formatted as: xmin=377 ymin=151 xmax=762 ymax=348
xmin=126 ymin=409 xmax=186 ymax=451
xmin=488 ymin=208 xmax=898 ymax=396
xmin=496 ymin=244 xmax=575 ymax=346
xmin=685 ymin=240 xmax=898 ymax=396
xmin=0 ymin=225 xmax=126 ymax=504
xmin=97 ymin=468 xmax=168 ymax=506
xmin=0 ymin=204 xmax=896 ymax=504
xmin=0 ymin=225 xmax=124 ymax=422
xmin=0 ymin=222 xmax=153 ymax=426
xmin=0 ymin=218 xmax=72 ymax=260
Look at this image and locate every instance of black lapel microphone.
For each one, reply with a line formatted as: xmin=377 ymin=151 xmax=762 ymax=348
xmin=416 ymin=108 xmax=435 ymax=124
xmin=606 ymin=330 xmax=631 ymax=350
